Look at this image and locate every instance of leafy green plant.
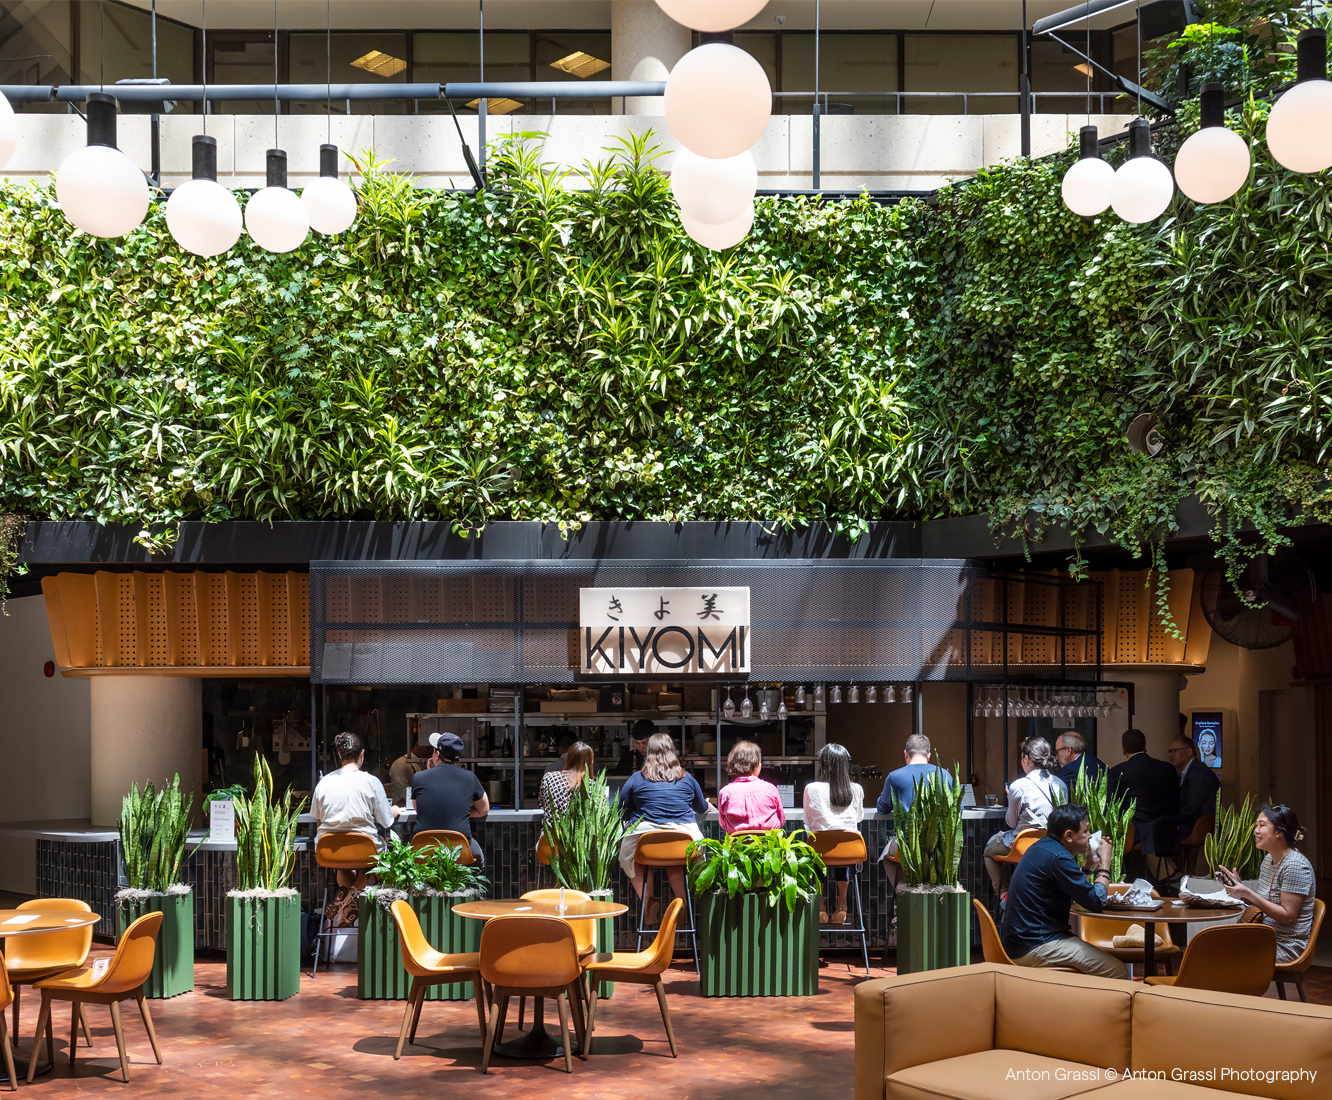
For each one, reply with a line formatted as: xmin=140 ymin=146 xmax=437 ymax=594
xmin=1073 ymin=763 xmax=1136 ymax=883
xmin=368 ymin=833 xmax=489 ymax=895
xmin=119 ymin=773 xmax=201 ymax=892
xmin=233 ymin=755 xmax=305 ymax=892
xmin=687 ymin=829 xmax=825 ymax=912
xmin=544 ymin=769 xmax=633 ymax=893
xmin=1204 ymin=792 xmax=1262 ymax=880
xmin=891 ymin=764 xmax=965 ymax=887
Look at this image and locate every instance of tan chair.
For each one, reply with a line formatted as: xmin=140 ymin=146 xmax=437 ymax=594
xmin=5 ymin=898 xmax=94 ymax=1049
xmin=28 ymin=910 xmax=164 ymax=1084
xmin=478 ymin=915 xmax=586 ymax=1074
xmin=1144 ymin=922 xmax=1277 ymax=997
xmin=583 ymin=897 xmax=684 ymax=1058
xmin=313 ymin=832 xmax=380 ymax=977
xmin=535 ymin=832 xmax=555 ymax=867
xmin=970 ymin=898 xmax=1075 ymax=971
xmin=809 ymin=829 xmax=871 ymax=975
xmin=1177 ymin=813 xmax=1214 ymax=877
xmin=1079 ymin=884 xmax=1180 ymax=979
xmin=410 ymin=829 xmax=476 ymax=866
xmin=633 ymin=830 xmax=698 ymax=971
xmin=387 ymin=900 xmax=485 ymax=1060
xmin=1273 ymin=898 xmax=1326 ymax=1003
xmin=0 ymin=960 xmax=18 ymax=1092
xmin=993 ymin=827 xmax=1045 ymax=866
xmin=516 ymin=889 xmax=592 ymax=1031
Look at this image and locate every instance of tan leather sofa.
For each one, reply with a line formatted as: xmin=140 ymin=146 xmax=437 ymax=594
xmin=855 ymin=962 xmax=1331 ymax=1100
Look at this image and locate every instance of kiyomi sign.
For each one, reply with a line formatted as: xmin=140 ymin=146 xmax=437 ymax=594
xmin=579 ymin=587 xmax=750 ymax=675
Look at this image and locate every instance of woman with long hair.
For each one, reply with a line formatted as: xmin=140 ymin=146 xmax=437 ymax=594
xmin=1220 ymin=803 xmax=1316 ymax=964
xmin=617 ymin=732 xmax=709 ymax=926
xmin=983 ymin=735 xmax=1067 ymax=894
xmin=802 ymin=743 xmax=864 ymax=924
xmin=539 ymin=740 xmax=596 ymax=817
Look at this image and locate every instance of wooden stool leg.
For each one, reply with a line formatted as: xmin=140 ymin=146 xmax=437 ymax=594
xmin=555 ymin=993 xmax=573 ymax=1074
xmin=0 ymin=1014 xmax=18 ymax=1092
xmin=109 ymin=1001 xmax=130 ymax=1084
xmin=136 ymin=993 xmax=162 ymax=1065
xmin=654 ymin=978 xmax=678 ymax=1058
xmin=78 ymin=1003 xmax=92 ymax=1047
xmin=25 ymin=992 xmax=51 ymax=1084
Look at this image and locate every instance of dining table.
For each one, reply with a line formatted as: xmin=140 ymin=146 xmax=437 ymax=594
xmin=0 ymin=909 xmax=102 ymax=1083
xmin=452 ymin=898 xmax=628 ymax=1060
xmin=1071 ymin=899 xmax=1243 ymax=975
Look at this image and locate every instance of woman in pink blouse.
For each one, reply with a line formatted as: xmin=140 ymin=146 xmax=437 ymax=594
xmin=718 ymin=741 xmax=785 ymax=833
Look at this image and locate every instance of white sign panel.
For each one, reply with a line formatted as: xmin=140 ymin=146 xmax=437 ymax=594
xmin=209 ymin=800 xmax=236 ymax=844
xmin=579 ymin=587 xmax=750 ymax=675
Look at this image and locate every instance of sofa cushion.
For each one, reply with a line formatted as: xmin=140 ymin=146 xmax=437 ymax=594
xmin=994 ymin=966 xmax=1133 ymax=1070
xmin=886 ymin=1049 xmax=1118 ymax=1100
xmin=1097 ymin=1082 xmax=1247 ymax=1099
xmin=1132 ymin=985 xmax=1332 ymax=1100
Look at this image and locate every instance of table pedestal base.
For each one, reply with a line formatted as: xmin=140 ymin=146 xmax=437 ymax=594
xmin=1 ymin=1042 xmax=53 ymax=1083
xmin=494 ymin=997 xmax=578 ymax=1059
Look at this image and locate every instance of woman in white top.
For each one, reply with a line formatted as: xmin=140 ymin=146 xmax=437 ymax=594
xmin=983 ymin=735 xmax=1066 ymax=892
xmin=802 ymin=743 xmax=865 ymax=925
xmin=311 ymin=731 xmax=399 ymax=893
xmin=1220 ymin=803 xmax=1317 ymax=965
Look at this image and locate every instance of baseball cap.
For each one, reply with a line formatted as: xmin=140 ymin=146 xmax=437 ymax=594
xmin=429 ymin=732 xmax=465 ymax=759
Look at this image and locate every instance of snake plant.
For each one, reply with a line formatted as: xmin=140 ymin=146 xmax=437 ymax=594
xmin=1204 ymin=792 xmax=1262 ymax=880
xmin=233 ymin=755 xmax=306 ymax=892
xmin=891 ymin=764 xmax=965 ymax=888
xmin=119 ymin=773 xmax=201 ymax=892
xmin=1072 ymin=762 xmax=1136 ymax=883
xmin=544 ymin=769 xmax=633 ymax=894
xmin=687 ymin=829 xmax=825 ymax=912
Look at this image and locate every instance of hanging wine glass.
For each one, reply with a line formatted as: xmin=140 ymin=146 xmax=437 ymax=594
xmin=973 ymin=692 xmax=984 ymax=718
xmin=778 ymin=699 xmax=788 ymax=720
xmin=831 ymin=684 xmax=842 ymax=705
xmin=902 ymin=683 xmax=913 ymax=703
xmin=886 ymin=684 xmax=897 ymax=704
xmin=796 ymin=685 xmax=806 ymax=708
xmin=759 ymin=695 xmax=771 ymax=720
xmin=849 ymin=684 xmax=860 ymax=704
xmin=741 ymin=690 xmax=753 ymax=719
xmin=723 ymin=693 xmax=736 ymax=719
xmin=814 ymin=684 xmax=824 ymax=707
xmin=867 ymin=685 xmax=878 ymax=705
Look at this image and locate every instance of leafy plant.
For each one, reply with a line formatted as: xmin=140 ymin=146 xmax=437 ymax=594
xmin=1204 ymin=792 xmax=1262 ymax=880
xmin=119 ymin=773 xmax=201 ymax=892
xmin=891 ymin=764 xmax=965 ymax=887
xmin=687 ymin=829 xmax=825 ymax=912
xmin=369 ymin=833 xmax=489 ymax=895
xmin=544 ymin=769 xmax=633 ymax=893
xmin=1072 ymin=762 xmax=1136 ymax=883
xmin=232 ymin=755 xmax=305 ymax=892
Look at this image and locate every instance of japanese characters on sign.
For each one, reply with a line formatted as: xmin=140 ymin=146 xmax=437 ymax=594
xmin=578 ymin=587 xmax=751 ymax=675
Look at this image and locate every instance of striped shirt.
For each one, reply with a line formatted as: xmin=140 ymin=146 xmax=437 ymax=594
xmin=1257 ymin=849 xmax=1317 ymax=964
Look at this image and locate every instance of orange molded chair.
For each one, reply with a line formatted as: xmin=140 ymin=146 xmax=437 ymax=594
xmin=583 ymin=898 xmax=684 ymax=1058
xmin=478 ymin=915 xmax=585 ymax=1074
xmin=1144 ymin=922 xmax=1277 ymax=997
xmin=1079 ymin=884 xmax=1180 ymax=979
xmin=0 ymin=960 xmax=17 ymax=1092
xmin=5 ymin=898 xmax=95 ymax=1048
xmin=313 ymin=832 xmax=380 ymax=977
xmin=28 ymin=910 xmax=165 ymax=1084
xmin=1178 ymin=814 xmax=1215 ymax=877
xmin=516 ymin=889 xmax=593 ymax=1031
xmin=809 ymin=829 xmax=871 ymax=975
xmin=387 ymin=900 xmax=485 ymax=1060
xmin=633 ymin=830 xmax=698 ymax=970
xmin=994 ymin=827 xmax=1045 ymax=866
xmin=1273 ymin=898 xmax=1326 ymax=1003
xmin=410 ymin=829 xmax=476 ymax=866
xmin=971 ymin=898 xmax=1075 ymax=971
xmin=535 ymin=832 xmax=555 ymax=867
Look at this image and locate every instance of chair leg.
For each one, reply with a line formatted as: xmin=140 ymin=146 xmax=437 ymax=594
xmin=1295 ymin=971 xmax=1308 ymax=1004
xmin=494 ymin=991 xmax=510 ymax=1047
xmin=10 ymin=984 xmax=17 ymax=1047
xmin=1276 ymin=980 xmax=1287 ymax=1000
xmin=69 ymin=1003 xmax=79 ymax=1068
xmin=480 ymin=994 xmax=506 ymax=1075
xmin=1164 ymin=954 xmax=1175 ymax=977
xmin=555 ymin=993 xmax=573 ymax=1074
xmin=78 ymin=1003 xmax=92 ymax=1047
xmin=637 ymin=885 xmax=647 ymax=953
xmin=654 ymin=978 xmax=678 ymax=1058
xmin=313 ymin=884 xmax=328 ymax=978
xmin=853 ymin=868 xmax=870 ymax=976
xmin=472 ymin=977 xmax=488 ymax=1044
xmin=109 ymin=1000 xmax=130 ymax=1084
xmin=25 ymin=992 xmax=51 ymax=1084
xmin=0 ymin=1014 xmax=18 ymax=1092
xmin=517 ymin=996 xmax=525 ymax=1032
xmin=407 ymin=984 xmax=427 ymax=1045
xmin=685 ymin=886 xmax=699 ymax=973
xmin=136 ymin=993 xmax=162 ymax=1065
xmin=586 ymin=983 xmax=598 ymax=1058
xmin=394 ymin=988 xmax=416 ymax=1060
xmin=567 ymin=982 xmax=587 ymax=1061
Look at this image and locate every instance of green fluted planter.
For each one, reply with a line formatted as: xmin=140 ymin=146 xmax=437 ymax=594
xmin=697 ymin=892 xmax=818 ymax=997
xmin=895 ymin=888 xmax=971 ymax=974
xmin=357 ymin=895 xmax=482 ymax=1000
xmin=226 ymin=893 xmax=300 ymax=1001
xmin=591 ymin=897 xmax=615 ymax=1001
xmin=116 ymin=891 xmax=194 ymax=998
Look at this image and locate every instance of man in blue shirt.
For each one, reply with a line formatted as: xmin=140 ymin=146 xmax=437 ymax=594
xmin=878 ymin=735 xmax=953 ymax=889
xmin=1055 ymin=731 xmax=1106 ymax=791
xmin=1000 ymin=803 xmax=1128 ymax=979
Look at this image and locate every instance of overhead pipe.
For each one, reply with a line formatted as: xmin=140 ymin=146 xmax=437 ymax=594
xmin=17 ymin=81 xmax=668 ymax=105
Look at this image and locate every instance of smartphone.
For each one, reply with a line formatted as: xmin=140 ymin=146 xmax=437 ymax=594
xmin=1216 ymin=869 xmax=1238 ymax=886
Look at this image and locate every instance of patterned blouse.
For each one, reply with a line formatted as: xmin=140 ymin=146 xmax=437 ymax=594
xmin=539 ymin=770 xmax=577 ymax=817
xmin=1257 ymin=849 xmax=1317 ymax=964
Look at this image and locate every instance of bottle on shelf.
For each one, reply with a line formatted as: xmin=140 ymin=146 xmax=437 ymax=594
xmin=503 ymin=732 xmax=513 ymax=756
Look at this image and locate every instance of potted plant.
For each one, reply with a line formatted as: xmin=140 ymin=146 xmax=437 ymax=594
xmin=891 ymin=765 xmax=968 ymax=974
xmin=358 ymin=834 xmax=489 ymax=1001
xmin=116 ymin=774 xmax=201 ymax=998
xmin=226 ymin=755 xmax=305 ymax=1001
xmin=1204 ymin=792 xmax=1262 ymax=881
xmin=1073 ymin=764 xmax=1136 ymax=883
xmin=687 ymin=829 xmax=824 ymax=997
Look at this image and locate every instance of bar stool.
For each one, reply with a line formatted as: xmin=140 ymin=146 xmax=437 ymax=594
xmin=809 ymin=829 xmax=870 ymax=975
xmin=634 ymin=831 xmax=699 ymax=972
xmin=313 ymin=832 xmax=380 ymax=977
xmin=410 ymin=829 xmax=476 ymax=865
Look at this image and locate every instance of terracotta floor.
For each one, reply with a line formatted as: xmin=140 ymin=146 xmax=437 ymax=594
xmin=10 ymin=950 xmax=1332 ymax=1097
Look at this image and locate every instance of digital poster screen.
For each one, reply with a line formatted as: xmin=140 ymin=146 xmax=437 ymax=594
xmin=1191 ymin=712 xmax=1223 ymax=771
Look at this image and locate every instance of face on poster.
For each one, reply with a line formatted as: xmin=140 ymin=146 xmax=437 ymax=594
xmin=1191 ymin=712 xmax=1222 ymax=770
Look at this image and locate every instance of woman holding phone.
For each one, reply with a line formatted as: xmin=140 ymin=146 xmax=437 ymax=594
xmin=1219 ymin=803 xmax=1316 ymax=964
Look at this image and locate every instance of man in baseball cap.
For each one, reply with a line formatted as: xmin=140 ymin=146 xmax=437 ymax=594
xmin=411 ymin=731 xmax=489 ymax=865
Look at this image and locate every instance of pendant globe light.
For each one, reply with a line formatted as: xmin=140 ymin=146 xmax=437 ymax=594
xmin=56 ymin=93 xmax=150 ymax=238
xmin=1174 ymin=83 xmax=1250 ymax=203
xmin=1061 ymin=125 xmax=1115 ymax=216
xmin=302 ymin=144 xmax=357 ymax=234
xmin=671 ymin=148 xmax=757 ymax=225
xmin=1266 ymin=29 xmax=1332 ymax=174
xmin=166 ymin=135 xmax=242 ymax=256
xmin=655 ymin=0 xmax=769 ymax=32
xmin=0 ymin=90 xmax=16 ymax=169
xmin=681 ymin=203 xmax=754 ymax=250
xmin=665 ymin=43 xmax=772 ymax=159
xmin=1110 ymin=119 xmax=1174 ymax=223
xmin=246 ymin=149 xmax=310 ymax=253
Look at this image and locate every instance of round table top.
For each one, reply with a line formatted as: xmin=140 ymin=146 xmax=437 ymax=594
xmin=0 ymin=909 xmax=101 ymax=936
xmin=452 ymin=899 xmax=628 ymax=921
xmin=1073 ymin=902 xmax=1244 ymax=924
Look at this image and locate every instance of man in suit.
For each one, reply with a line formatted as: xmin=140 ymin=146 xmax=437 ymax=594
xmin=1055 ymin=731 xmax=1106 ymax=792
xmin=1108 ymin=728 xmax=1180 ymax=873
xmin=1169 ymin=735 xmax=1220 ymax=843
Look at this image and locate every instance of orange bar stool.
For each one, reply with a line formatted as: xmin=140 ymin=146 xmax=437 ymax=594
xmin=28 ymin=911 xmax=165 ymax=1084
xmin=809 ymin=830 xmax=870 ymax=975
xmin=633 ymin=830 xmax=698 ymax=972
xmin=410 ymin=830 xmax=476 ymax=865
xmin=387 ymin=900 xmax=486 ymax=1060
xmin=583 ymin=898 xmax=684 ymax=1058
xmin=1177 ymin=814 xmax=1214 ymax=877
xmin=1274 ymin=898 xmax=1325 ymax=1002
xmin=993 ymin=827 xmax=1045 ymax=868
xmin=313 ymin=832 xmax=380 ymax=977
xmin=0 ymin=959 xmax=18 ymax=1091
xmin=478 ymin=915 xmax=585 ymax=1074
xmin=1144 ymin=923 xmax=1276 ymax=997
xmin=5 ymin=898 xmax=95 ymax=1049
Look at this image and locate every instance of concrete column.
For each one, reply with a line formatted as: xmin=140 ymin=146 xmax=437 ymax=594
xmin=611 ymin=0 xmax=691 ymax=115
xmin=91 ymin=677 xmax=202 ymax=827
xmin=1103 ymin=669 xmax=1190 ymax=763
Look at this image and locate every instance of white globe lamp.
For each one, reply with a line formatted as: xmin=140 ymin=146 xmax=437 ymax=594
xmin=1266 ymin=29 xmax=1332 ymax=174
xmin=665 ymin=43 xmax=772 ymax=159
xmin=682 ymin=203 xmax=754 ymax=250
xmin=1110 ymin=119 xmax=1174 ymax=224
xmin=245 ymin=149 xmax=309 ymax=254
xmin=1061 ymin=125 xmax=1115 ymax=216
xmin=55 ymin=93 xmax=150 ymax=238
xmin=0 ymin=90 xmax=16 ymax=170
xmin=301 ymin=143 xmax=358 ymax=235
xmin=1174 ymin=83 xmax=1250 ymax=203
xmin=671 ymin=148 xmax=757 ymax=225
xmin=165 ymin=134 xmax=242 ymax=257
xmin=655 ymin=0 xmax=769 ymax=32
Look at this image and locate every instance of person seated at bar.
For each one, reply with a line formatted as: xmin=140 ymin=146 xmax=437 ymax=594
xmin=545 ymin=731 xmax=578 ymax=773
xmin=412 ymin=731 xmax=489 ymax=867
xmin=389 ymin=740 xmax=432 ymax=807
xmin=803 ymin=743 xmax=865 ymax=924
xmin=617 ymin=732 xmax=708 ymax=926
xmin=614 ymin=718 xmax=654 ymax=775
xmin=1108 ymin=728 xmax=1180 ymax=877
xmin=1170 ymin=734 xmax=1220 ymax=842
xmin=539 ymin=741 xmax=595 ymax=817
xmin=718 ymin=741 xmax=785 ymax=835
xmin=876 ymin=734 xmax=950 ymax=889
xmin=1001 ymin=803 xmax=1128 ymax=979
xmin=1219 ymin=803 xmax=1316 ymax=964
xmin=312 ymin=731 xmax=400 ymax=910
xmin=984 ymin=736 xmax=1066 ymax=895
xmin=1055 ymin=731 xmax=1106 ymax=791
